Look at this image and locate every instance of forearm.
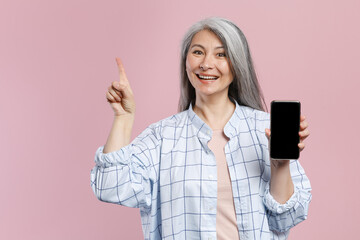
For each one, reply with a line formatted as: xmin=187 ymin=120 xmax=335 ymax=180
xmin=270 ymin=160 xmax=294 ymax=204
xmin=103 ymin=115 xmax=135 ymax=153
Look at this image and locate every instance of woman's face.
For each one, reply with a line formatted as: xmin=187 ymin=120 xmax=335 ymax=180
xmin=186 ymin=29 xmax=234 ymax=99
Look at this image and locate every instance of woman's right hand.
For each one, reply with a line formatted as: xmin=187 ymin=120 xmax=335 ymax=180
xmin=106 ymin=57 xmax=136 ymax=117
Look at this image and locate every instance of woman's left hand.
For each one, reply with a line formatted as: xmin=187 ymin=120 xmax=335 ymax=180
xmin=297 ymin=115 xmax=310 ymax=151
xmin=265 ymin=115 xmax=310 ymax=164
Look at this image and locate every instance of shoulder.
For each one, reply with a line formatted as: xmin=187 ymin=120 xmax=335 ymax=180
xmin=149 ymin=109 xmax=188 ymax=129
xmin=144 ymin=109 xmax=189 ymax=139
xmin=239 ymin=105 xmax=270 ymax=122
xmin=239 ymin=105 xmax=270 ymax=130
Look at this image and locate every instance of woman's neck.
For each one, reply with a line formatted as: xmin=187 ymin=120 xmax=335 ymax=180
xmin=193 ymin=95 xmax=235 ymax=131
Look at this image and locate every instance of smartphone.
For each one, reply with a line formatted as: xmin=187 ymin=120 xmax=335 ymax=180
xmin=270 ymin=100 xmax=301 ymax=160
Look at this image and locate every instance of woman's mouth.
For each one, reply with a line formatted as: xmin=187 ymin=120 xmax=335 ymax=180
xmin=196 ymin=74 xmax=218 ymax=83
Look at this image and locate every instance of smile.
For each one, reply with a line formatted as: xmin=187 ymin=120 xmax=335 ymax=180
xmin=196 ymin=74 xmax=219 ymax=80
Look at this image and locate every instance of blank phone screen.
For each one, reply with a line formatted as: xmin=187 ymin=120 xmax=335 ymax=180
xmin=270 ymin=101 xmax=301 ymax=159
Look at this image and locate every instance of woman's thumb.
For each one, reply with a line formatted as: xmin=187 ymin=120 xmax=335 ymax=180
xmin=265 ymin=128 xmax=270 ymax=140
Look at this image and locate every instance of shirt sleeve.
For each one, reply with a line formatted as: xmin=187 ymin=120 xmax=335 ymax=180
xmin=254 ymin=111 xmax=312 ymax=233
xmin=90 ymin=123 xmax=162 ymax=210
xmin=263 ymin=160 xmax=312 ymax=233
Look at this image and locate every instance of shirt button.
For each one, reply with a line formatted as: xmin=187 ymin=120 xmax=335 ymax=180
xmin=208 ymin=237 xmax=213 ymax=240
xmin=208 ymin=174 xmax=213 ymax=179
xmin=207 ymin=130 xmax=211 ymax=135
xmin=208 ymin=206 xmax=214 ymax=211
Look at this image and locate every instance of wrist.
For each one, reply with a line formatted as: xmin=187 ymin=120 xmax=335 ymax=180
xmin=271 ymin=159 xmax=290 ymax=169
xmin=114 ymin=114 xmax=135 ymax=121
xmin=114 ymin=115 xmax=134 ymax=132
xmin=270 ymin=159 xmax=294 ymax=203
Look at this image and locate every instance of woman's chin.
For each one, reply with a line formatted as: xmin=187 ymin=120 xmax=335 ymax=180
xmin=195 ymin=89 xmax=224 ymax=98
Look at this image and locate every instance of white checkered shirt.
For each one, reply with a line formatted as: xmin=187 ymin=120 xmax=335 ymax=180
xmin=91 ymin=100 xmax=312 ymax=240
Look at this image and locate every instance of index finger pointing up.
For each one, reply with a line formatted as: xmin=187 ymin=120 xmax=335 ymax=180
xmin=115 ymin=57 xmax=128 ymax=83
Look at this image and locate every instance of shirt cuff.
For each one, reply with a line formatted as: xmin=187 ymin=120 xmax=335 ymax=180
xmin=263 ymin=184 xmax=300 ymax=214
xmin=94 ymin=145 xmax=132 ymax=168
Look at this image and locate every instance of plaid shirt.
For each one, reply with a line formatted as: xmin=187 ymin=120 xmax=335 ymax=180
xmin=91 ymin=100 xmax=312 ymax=240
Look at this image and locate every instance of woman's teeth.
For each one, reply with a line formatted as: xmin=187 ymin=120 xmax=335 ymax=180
xmin=197 ymin=74 xmax=218 ymax=80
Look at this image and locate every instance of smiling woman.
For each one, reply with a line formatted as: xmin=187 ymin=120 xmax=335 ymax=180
xmin=91 ymin=16 xmax=312 ymax=240
xmin=186 ymin=30 xmax=234 ymax=101
xmin=179 ymin=17 xmax=267 ymax=114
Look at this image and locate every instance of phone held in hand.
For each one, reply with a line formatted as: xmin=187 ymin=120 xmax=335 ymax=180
xmin=270 ymin=100 xmax=301 ymax=160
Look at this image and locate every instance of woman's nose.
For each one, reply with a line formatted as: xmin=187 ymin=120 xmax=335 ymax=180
xmin=200 ymin=55 xmax=214 ymax=70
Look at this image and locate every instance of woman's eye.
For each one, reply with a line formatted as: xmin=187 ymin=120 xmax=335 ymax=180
xmin=193 ymin=50 xmax=202 ymax=55
xmin=217 ymin=53 xmax=226 ymax=57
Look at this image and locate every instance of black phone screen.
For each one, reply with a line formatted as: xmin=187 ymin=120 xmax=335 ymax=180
xmin=270 ymin=101 xmax=301 ymax=159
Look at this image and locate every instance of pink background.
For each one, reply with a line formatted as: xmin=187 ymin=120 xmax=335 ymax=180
xmin=1 ymin=0 xmax=359 ymax=239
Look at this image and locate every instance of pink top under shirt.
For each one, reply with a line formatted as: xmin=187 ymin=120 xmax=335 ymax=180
xmin=208 ymin=129 xmax=240 ymax=240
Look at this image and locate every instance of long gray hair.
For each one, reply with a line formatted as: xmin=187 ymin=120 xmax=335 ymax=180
xmin=178 ymin=17 xmax=268 ymax=112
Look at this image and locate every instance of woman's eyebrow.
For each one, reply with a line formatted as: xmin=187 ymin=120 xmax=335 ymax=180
xmin=190 ymin=44 xmax=224 ymax=50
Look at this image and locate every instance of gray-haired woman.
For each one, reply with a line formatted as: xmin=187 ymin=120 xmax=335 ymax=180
xmin=91 ymin=17 xmax=312 ymax=240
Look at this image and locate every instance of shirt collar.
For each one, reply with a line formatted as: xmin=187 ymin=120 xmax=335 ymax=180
xmin=187 ymin=98 xmax=245 ymax=140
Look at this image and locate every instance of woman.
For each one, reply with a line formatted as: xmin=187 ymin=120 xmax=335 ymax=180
xmin=91 ymin=17 xmax=311 ymax=240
